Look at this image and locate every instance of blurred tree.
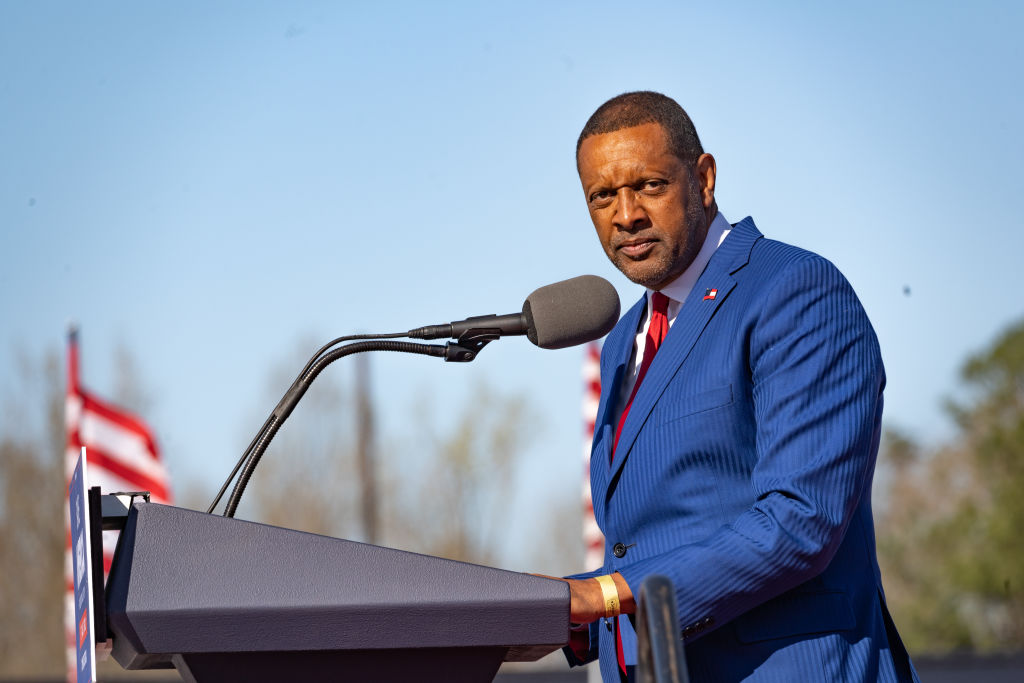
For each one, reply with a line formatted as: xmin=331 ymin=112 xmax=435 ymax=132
xmin=0 ymin=349 xmax=64 ymax=678
xmin=0 ymin=342 xmax=173 ymax=679
xmin=240 ymin=341 xmax=546 ymax=568
xmin=878 ymin=318 xmax=1024 ymax=652
xmin=238 ymin=339 xmax=360 ymax=538
xmin=389 ymin=381 xmax=539 ymax=566
xmin=112 ymin=340 xmax=157 ymax=417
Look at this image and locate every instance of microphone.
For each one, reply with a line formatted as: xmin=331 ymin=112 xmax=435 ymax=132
xmin=408 ymin=275 xmax=621 ymax=349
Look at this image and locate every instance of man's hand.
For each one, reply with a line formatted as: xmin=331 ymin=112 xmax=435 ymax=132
xmin=565 ymin=577 xmax=607 ymax=624
xmin=535 ymin=572 xmax=636 ymax=624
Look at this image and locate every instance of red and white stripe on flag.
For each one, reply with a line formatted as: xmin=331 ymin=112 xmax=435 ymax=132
xmin=63 ymin=330 xmax=172 ymax=678
xmin=581 ymin=341 xmax=604 ymax=571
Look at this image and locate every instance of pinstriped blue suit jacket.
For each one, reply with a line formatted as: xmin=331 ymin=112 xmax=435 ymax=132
xmin=572 ymin=217 xmax=919 ymax=682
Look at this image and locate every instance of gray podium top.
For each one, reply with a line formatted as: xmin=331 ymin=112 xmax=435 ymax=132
xmin=106 ymin=502 xmax=570 ymax=682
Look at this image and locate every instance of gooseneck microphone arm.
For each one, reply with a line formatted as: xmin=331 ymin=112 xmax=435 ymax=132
xmin=207 ymin=331 xmax=407 ymax=516
xmin=220 ymin=338 xmax=456 ymax=518
xmin=207 ymin=274 xmax=621 ymax=518
xmin=211 ymin=328 xmax=507 ymax=518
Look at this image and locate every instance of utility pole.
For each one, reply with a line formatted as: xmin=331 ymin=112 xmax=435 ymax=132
xmin=354 ymin=353 xmax=378 ymax=545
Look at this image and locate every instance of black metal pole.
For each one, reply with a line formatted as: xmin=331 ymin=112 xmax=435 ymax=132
xmin=635 ymin=574 xmax=690 ymax=683
xmin=354 ymin=352 xmax=377 ymax=544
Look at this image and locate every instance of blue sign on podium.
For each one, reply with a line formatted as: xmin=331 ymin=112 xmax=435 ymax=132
xmin=68 ymin=447 xmax=97 ymax=683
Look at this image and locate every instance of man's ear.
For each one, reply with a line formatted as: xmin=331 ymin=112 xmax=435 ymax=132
xmin=695 ymin=153 xmax=717 ymax=209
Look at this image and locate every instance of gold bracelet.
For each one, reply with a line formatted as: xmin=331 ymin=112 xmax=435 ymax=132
xmin=594 ymin=574 xmax=621 ymax=618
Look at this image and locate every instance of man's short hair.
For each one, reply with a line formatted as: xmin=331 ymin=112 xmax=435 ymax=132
xmin=576 ymin=91 xmax=704 ymax=168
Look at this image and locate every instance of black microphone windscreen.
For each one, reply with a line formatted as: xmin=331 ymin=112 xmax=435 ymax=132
xmin=523 ymin=275 xmax=621 ymax=349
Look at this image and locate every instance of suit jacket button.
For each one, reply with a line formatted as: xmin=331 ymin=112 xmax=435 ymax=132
xmin=612 ymin=543 xmax=627 ymax=558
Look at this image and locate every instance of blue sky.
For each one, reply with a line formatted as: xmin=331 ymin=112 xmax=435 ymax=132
xmin=2 ymin=1 xmax=1022 ymax=568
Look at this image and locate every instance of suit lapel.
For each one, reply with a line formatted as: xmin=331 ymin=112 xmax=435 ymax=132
xmin=604 ymin=217 xmax=762 ymax=495
xmin=590 ymin=294 xmax=646 ymax=519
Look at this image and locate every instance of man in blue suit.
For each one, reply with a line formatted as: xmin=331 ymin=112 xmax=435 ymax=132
xmin=560 ymin=92 xmax=919 ymax=682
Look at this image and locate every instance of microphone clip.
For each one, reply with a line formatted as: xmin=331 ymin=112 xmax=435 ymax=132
xmin=445 ymin=328 xmax=500 ymax=363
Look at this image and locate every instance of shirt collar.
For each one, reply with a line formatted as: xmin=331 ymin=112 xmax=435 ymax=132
xmin=648 ymin=211 xmax=731 ymax=314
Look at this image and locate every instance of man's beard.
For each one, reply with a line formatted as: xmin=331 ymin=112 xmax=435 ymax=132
xmin=614 ymin=189 xmax=708 ymax=290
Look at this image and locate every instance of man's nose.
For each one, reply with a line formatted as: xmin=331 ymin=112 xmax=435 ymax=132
xmin=613 ymin=188 xmax=648 ymax=230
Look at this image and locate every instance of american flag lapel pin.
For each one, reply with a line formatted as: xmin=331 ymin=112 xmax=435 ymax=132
xmin=703 ymin=288 xmax=718 ymax=301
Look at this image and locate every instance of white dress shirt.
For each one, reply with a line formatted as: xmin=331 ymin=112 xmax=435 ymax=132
xmin=616 ymin=211 xmax=732 ymax=417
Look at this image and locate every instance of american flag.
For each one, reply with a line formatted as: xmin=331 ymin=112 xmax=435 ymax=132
xmin=582 ymin=341 xmax=604 ymax=571
xmin=63 ymin=328 xmax=172 ymax=677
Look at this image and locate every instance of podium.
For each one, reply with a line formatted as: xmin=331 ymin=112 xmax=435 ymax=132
xmin=105 ymin=502 xmax=570 ymax=682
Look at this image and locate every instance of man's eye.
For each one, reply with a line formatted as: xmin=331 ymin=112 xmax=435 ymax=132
xmin=589 ymin=190 xmax=613 ymax=207
xmin=639 ymin=179 xmax=667 ymax=194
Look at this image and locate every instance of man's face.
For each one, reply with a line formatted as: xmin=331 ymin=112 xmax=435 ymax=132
xmin=577 ymin=122 xmax=711 ymax=290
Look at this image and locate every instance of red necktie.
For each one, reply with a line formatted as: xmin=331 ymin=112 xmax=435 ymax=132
xmin=612 ymin=291 xmax=670 ymax=461
xmin=610 ymin=291 xmax=669 ymax=682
